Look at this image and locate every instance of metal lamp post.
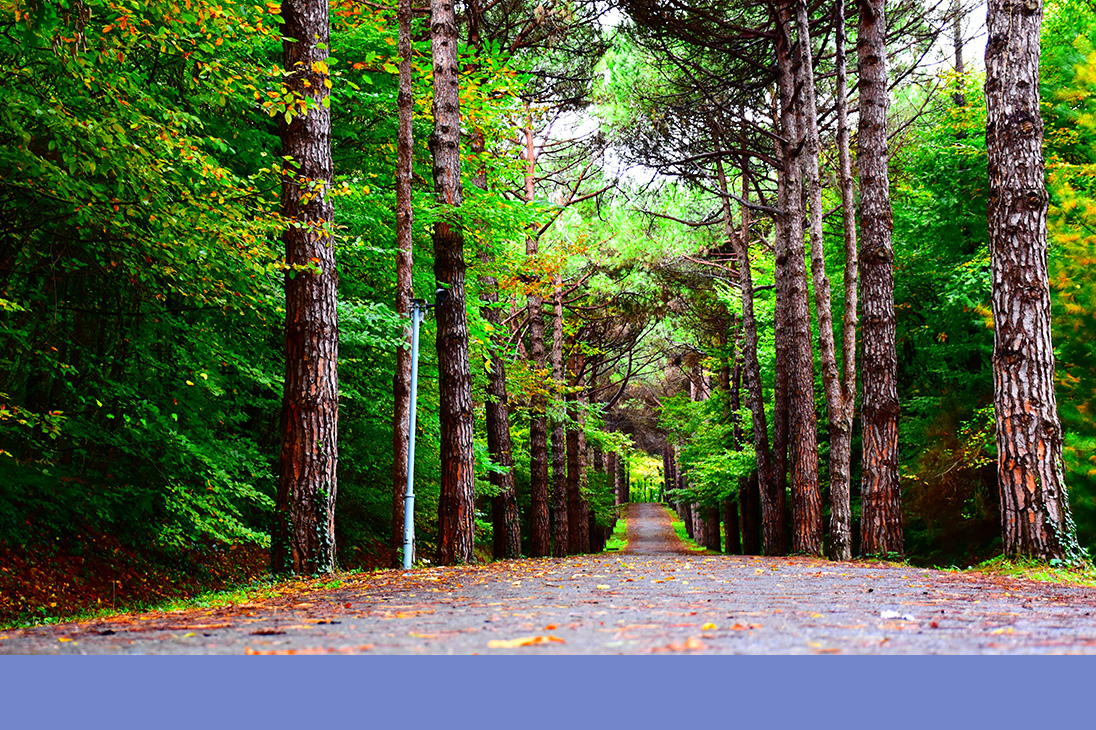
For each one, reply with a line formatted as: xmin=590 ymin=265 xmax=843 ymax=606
xmin=402 ymin=288 xmax=448 ymax=570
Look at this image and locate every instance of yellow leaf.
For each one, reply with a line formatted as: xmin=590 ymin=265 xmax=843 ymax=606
xmin=487 ymin=635 xmax=566 ymax=649
xmin=596 ymin=584 xmax=610 ymax=590
xmin=701 ymin=622 xmax=717 ymax=631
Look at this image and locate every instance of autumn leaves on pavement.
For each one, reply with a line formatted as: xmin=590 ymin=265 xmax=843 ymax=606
xmin=2 ymin=503 xmax=1095 ymax=654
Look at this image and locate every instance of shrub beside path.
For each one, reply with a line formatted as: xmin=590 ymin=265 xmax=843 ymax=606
xmin=2 ymin=503 xmax=1094 ymax=654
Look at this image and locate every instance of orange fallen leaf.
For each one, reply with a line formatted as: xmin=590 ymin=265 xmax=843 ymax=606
xmin=544 ymin=624 xmax=558 ymax=630
xmin=487 ymin=635 xmax=566 ymax=649
xmin=654 ymin=636 xmax=707 ymax=652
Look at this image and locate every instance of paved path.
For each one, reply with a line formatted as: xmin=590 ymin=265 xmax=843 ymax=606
xmin=2 ymin=503 xmax=1095 ymax=654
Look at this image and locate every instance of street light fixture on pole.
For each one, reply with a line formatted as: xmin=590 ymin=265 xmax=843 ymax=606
xmin=403 ymin=288 xmax=448 ymax=570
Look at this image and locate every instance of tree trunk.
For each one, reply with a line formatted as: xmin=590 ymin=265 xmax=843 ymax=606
xmin=431 ymin=0 xmax=475 ymax=565
xmin=466 ymin=0 xmax=519 ymax=562
xmin=722 ymin=497 xmax=741 ymax=554
xmin=776 ymin=2 xmax=821 ymax=556
xmin=390 ymin=0 xmax=415 ymax=568
xmin=952 ymin=0 xmax=967 ymax=106
xmin=550 ymin=275 xmax=569 ymax=556
xmin=523 ymin=118 xmax=552 ymax=557
xmin=745 ymin=472 xmax=763 ymax=555
xmin=608 ymin=450 xmax=620 ymax=507
xmin=663 ymin=444 xmax=675 ymax=507
xmin=985 ymin=0 xmax=1082 ymax=560
xmin=477 ymin=210 xmax=521 ymax=560
xmin=702 ymin=506 xmax=721 ymax=551
xmin=566 ymin=350 xmax=590 ymax=554
xmin=713 ymin=130 xmax=781 ymax=555
xmin=794 ymin=0 xmax=836 ymax=558
xmin=273 ymin=0 xmax=338 ymax=576
xmin=828 ymin=0 xmax=858 ymax=561
xmin=857 ymin=0 xmax=903 ymax=557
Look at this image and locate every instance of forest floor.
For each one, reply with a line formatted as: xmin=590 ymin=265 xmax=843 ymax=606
xmin=2 ymin=503 xmax=1095 ymax=654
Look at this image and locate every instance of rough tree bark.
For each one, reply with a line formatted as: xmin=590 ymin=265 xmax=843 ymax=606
xmin=465 ymin=0 xmax=520 ymax=561
xmin=431 ymin=0 xmax=475 ymax=564
xmin=566 ymin=349 xmax=590 ymax=554
xmin=768 ymin=87 xmax=791 ymax=558
xmin=523 ymin=118 xmax=551 ymax=557
xmin=776 ymin=1 xmax=821 ymax=555
xmin=952 ymin=0 xmax=967 ymax=106
xmin=390 ymin=0 xmax=414 ymax=567
xmin=830 ymin=0 xmax=858 ymax=560
xmin=550 ymin=275 xmax=569 ymax=556
xmin=857 ymin=0 xmax=903 ymax=557
xmin=273 ymin=0 xmax=338 ymax=575
xmin=985 ymin=0 xmax=1082 ymax=560
xmin=608 ymin=450 xmax=619 ymax=507
xmin=793 ymin=0 xmax=837 ymax=558
xmin=472 ymin=160 xmax=521 ymax=560
xmin=713 ymin=129 xmax=781 ymax=555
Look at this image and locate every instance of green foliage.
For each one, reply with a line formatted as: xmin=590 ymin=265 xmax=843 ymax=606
xmin=1041 ymin=0 xmax=1096 ymax=557
xmin=659 ymin=391 xmax=754 ymax=508
xmin=604 ymin=513 xmax=627 ymax=551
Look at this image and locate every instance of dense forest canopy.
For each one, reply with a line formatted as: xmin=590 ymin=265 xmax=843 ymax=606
xmin=2 ymin=0 xmax=1094 ymax=619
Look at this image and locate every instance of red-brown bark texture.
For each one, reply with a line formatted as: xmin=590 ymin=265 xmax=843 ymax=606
xmin=985 ymin=0 xmax=1081 ymax=560
xmin=390 ymin=0 xmax=415 ymax=566
xmin=775 ymin=2 xmax=821 ymax=556
xmin=857 ymin=0 xmax=903 ymax=556
xmin=431 ymin=0 xmax=475 ymax=564
xmin=272 ymin=0 xmax=339 ymax=576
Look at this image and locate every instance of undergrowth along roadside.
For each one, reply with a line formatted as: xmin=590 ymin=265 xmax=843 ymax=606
xmin=666 ymin=506 xmax=708 ymax=552
xmin=604 ymin=511 xmax=628 ymax=551
xmin=0 ymin=570 xmax=371 ymax=631
xmin=970 ymin=556 xmax=1096 ymax=588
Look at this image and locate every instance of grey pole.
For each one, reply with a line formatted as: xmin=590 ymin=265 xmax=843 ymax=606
xmin=402 ymin=299 xmax=425 ymax=569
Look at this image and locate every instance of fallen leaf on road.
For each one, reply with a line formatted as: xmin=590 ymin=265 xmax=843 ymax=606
xmin=488 ymin=635 xmax=566 ymax=648
xmin=701 ymin=623 xmax=717 ymax=631
xmin=244 ymin=645 xmax=374 ymax=655
xmin=653 ymin=636 xmax=706 ymax=652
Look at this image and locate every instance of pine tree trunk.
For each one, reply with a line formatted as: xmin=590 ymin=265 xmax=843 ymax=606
xmin=550 ymin=275 xmax=569 ymax=556
xmin=794 ymin=0 xmax=837 ymax=558
xmin=608 ymin=451 xmax=620 ymax=507
xmin=431 ymin=0 xmax=475 ymax=565
xmin=523 ymin=120 xmax=551 ymax=557
xmin=477 ymin=226 xmax=521 ymax=561
xmin=722 ymin=497 xmax=741 ymax=554
xmin=566 ymin=350 xmax=590 ymax=554
xmin=390 ymin=0 xmax=415 ymax=567
xmin=857 ymin=0 xmax=903 ymax=557
xmin=273 ymin=0 xmax=338 ymax=575
xmin=713 ymin=134 xmax=781 ymax=555
xmin=776 ymin=2 xmax=821 ymax=556
xmin=985 ymin=0 xmax=1081 ymax=560
xmin=952 ymin=0 xmax=967 ymax=106
xmin=829 ymin=0 xmax=858 ymax=561
xmin=466 ymin=0 xmax=519 ymax=561
xmin=663 ymin=444 xmax=675 ymax=506
xmin=702 ymin=507 xmax=721 ymax=551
